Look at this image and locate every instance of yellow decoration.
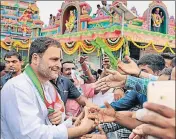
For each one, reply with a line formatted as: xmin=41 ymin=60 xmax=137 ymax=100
xmin=129 ymin=37 xmax=175 ymax=54
xmin=1 ymin=40 xmax=30 ymax=51
xmin=61 ymin=38 xmax=124 ymax=55
xmin=104 ymin=38 xmax=124 ymax=51
xmin=1 ymin=37 xmax=174 ymax=55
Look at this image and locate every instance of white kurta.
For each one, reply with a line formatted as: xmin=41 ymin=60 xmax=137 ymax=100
xmin=1 ymin=73 xmax=68 ymax=139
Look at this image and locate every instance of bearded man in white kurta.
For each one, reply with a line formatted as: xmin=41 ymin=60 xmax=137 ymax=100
xmin=1 ymin=37 xmax=95 ymax=139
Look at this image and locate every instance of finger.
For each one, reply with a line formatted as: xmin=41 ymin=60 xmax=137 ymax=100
xmin=88 ymin=113 xmax=98 ymax=120
xmin=95 ymin=119 xmax=99 ymax=125
xmin=96 ymin=84 xmax=109 ymax=91
xmin=100 ymin=86 xmax=110 ymax=91
xmin=129 ymin=132 xmax=137 ymax=139
xmin=51 ymin=119 xmax=62 ymax=125
xmin=98 ymin=84 xmax=109 ymax=90
xmin=48 ymin=110 xmax=62 ymax=117
xmin=96 ymin=81 xmax=107 ymax=88
xmin=143 ymin=102 xmax=175 ymax=118
xmin=104 ymin=101 xmax=112 ymax=109
xmin=96 ymin=77 xmax=107 ymax=84
xmin=89 ymin=107 xmax=100 ymax=113
xmin=133 ymin=135 xmax=142 ymax=139
xmin=136 ymin=108 xmax=171 ymax=128
xmin=97 ymin=125 xmax=105 ymax=135
xmin=133 ymin=124 xmax=167 ymax=138
xmin=105 ymin=69 xmax=117 ymax=75
xmin=84 ymin=107 xmax=89 ymax=117
xmin=74 ymin=112 xmax=84 ymax=126
xmin=48 ymin=111 xmax=62 ymax=119
xmin=49 ymin=115 xmax=62 ymax=123
xmin=83 ymin=134 xmax=93 ymax=138
xmin=125 ymin=55 xmax=132 ymax=62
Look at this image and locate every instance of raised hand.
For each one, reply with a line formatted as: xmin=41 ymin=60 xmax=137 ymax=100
xmin=118 ymin=56 xmax=140 ymax=76
xmin=79 ymin=56 xmax=88 ymax=64
xmin=95 ymin=69 xmax=127 ymax=91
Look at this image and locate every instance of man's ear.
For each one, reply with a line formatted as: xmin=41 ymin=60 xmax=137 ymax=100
xmin=21 ymin=61 xmax=24 ymax=66
xmin=154 ymin=70 xmax=160 ymax=76
xmin=31 ymin=53 xmax=40 ymax=65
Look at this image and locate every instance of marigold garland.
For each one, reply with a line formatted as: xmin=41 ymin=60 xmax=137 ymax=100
xmin=1 ymin=37 xmax=175 ymax=55
xmin=104 ymin=38 xmax=124 ymax=51
xmin=129 ymin=37 xmax=175 ymax=54
xmin=1 ymin=41 xmax=30 ymax=50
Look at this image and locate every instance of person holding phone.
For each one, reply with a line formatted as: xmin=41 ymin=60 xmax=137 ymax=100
xmin=129 ymin=102 xmax=175 ymax=139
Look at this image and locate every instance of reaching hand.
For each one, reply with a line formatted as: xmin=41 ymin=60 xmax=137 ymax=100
xmin=79 ymin=107 xmax=96 ymax=133
xmin=95 ymin=69 xmax=127 ymax=91
xmin=88 ymin=101 xmax=116 ymax=123
xmin=118 ymin=56 xmax=140 ymax=76
xmin=86 ymin=101 xmax=99 ymax=109
xmin=79 ymin=56 xmax=88 ymax=64
xmin=130 ymin=102 xmax=175 ymax=139
xmin=80 ymin=125 xmax=107 ymax=139
xmin=74 ymin=111 xmax=84 ymax=127
xmin=99 ymin=68 xmax=109 ymax=79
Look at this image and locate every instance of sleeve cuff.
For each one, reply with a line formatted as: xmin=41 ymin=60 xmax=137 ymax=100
xmin=55 ymin=123 xmax=68 ymax=139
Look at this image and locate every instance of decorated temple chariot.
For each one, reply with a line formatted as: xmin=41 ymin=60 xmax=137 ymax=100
xmin=1 ymin=0 xmax=175 ymax=67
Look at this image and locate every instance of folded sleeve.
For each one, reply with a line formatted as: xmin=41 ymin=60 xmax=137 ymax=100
xmin=125 ymin=75 xmax=151 ymax=95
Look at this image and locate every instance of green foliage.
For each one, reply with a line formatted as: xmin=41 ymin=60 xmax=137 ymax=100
xmin=91 ymin=38 xmax=117 ymax=69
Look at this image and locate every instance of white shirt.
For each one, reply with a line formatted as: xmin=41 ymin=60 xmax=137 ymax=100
xmin=88 ymin=88 xmax=114 ymax=107
xmin=1 ymin=73 xmax=68 ymax=139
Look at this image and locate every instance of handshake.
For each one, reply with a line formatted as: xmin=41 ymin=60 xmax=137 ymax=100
xmin=73 ymin=102 xmax=120 ymax=139
xmin=72 ymin=101 xmax=175 ymax=139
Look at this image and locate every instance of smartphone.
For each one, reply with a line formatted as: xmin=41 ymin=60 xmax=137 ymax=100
xmin=147 ymin=81 xmax=175 ymax=110
xmin=147 ymin=81 xmax=175 ymax=139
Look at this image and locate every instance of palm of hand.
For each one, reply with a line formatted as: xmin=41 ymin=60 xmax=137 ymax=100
xmin=118 ymin=58 xmax=139 ymax=75
xmin=105 ymin=74 xmax=125 ymax=88
xmin=80 ymin=56 xmax=88 ymax=63
xmin=98 ymin=108 xmax=116 ymax=123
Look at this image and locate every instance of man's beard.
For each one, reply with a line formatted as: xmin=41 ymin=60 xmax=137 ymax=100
xmin=38 ymin=62 xmax=59 ymax=81
xmin=9 ymin=69 xmax=16 ymax=74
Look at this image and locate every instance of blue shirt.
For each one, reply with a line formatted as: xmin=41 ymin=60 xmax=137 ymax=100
xmin=51 ymin=76 xmax=81 ymax=104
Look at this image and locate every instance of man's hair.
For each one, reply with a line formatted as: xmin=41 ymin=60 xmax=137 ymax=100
xmin=62 ymin=61 xmax=75 ymax=67
xmin=4 ymin=50 xmax=22 ymax=61
xmin=137 ymin=54 xmax=165 ymax=72
xmin=61 ymin=61 xmax=75 ymax=72
xmin=29 ymin=37 xmax=61 ymax=64
xmin=161 ymin=53 xmax=175 ymax=60
xmin=160 ymin=68 xmax=172 ymax=76
xmin=171 ymin=57 xmax=176 ymax=67
xmin=0 ymin=62 xmax=5 ymax=72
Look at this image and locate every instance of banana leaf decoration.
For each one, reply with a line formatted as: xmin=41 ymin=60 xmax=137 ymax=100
xmin=91 ymin=38 xmax=117 ymax=69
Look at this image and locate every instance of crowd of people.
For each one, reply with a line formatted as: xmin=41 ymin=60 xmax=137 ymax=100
xmin=0 ymin=37 xmax=175 ymax=139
